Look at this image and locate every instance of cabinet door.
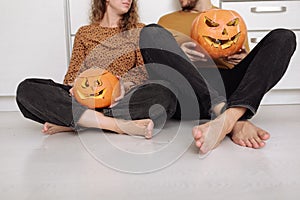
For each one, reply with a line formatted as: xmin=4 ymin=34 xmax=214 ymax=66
xmin=221 ymin=1 xmax=300 ymax=30
xmin=248 ymin=31 xmax=300 ymax=89
xmin=221 ymin=0 xmax=300 ymax=91
xmin=0 ymin=0 xmax=67 ymax=95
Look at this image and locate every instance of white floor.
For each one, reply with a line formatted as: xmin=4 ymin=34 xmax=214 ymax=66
xmin=1 ymin=105 xmax=300 ymax=200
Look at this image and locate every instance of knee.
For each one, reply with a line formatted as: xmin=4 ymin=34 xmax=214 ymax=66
xmin=16 ymin=79 xmax=32 ymax=100
xmin=140 ymin=23 xmax=173 ymax=42
xmin=268 ymin=29 xmax=297 ymax=52
xmin=16 ymin=78 xmax=42 ymax=104
xmin=144 ymin=23 xmax=162 ymax=29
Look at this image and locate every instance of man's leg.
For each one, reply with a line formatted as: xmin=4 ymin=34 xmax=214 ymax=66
xmin=140 ymin=24 xmax=242 ymax=153
xmin=221 ymin=29 xmax=296 ymax=148
xmin=139 ymin=24 xmax=226 ymax=120
xmin=226 ymin=29 xmax=296 ymax=119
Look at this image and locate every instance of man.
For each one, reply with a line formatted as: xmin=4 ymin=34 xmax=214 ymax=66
xmin=157 ymin=0 xmax=296 ymax=153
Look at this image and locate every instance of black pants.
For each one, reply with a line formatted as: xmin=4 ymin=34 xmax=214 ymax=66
xmin=139 ymin=24 xmax=296 ymax=120
xmin=16 ymin=78 xmax=177 ymax=128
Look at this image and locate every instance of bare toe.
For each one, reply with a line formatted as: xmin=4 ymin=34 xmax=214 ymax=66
xmin=145 ymin=120 xmax=154 ymax=139
xmin=258 ymin=130 xmax=270 ymax=140
xmin=231 ymin=121 xmax=269 ymax=149
xmin=250 ymin=138 xmax=260 ymax=149
xmin=41 ymin=122 xmax=73 ymax=135
xmin=192 ymin=126 xmax=202 ymax=140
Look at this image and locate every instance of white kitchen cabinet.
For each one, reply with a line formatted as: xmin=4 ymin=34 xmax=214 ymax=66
xmin=221 ymin=0 xmax=300 ymax=30
xmin=247 ymin=31 xmax=300 ymax=89
xmin=0 ymin=0 xmax=68 ymax=110
xmin=221 ymin=0 xmax=300 ymax=90
xmin=0 ymin=0 xmax=68 ymax=95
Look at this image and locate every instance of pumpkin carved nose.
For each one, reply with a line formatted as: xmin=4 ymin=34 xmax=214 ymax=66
xmin=222 ymin=28 xmax=228 ymax=36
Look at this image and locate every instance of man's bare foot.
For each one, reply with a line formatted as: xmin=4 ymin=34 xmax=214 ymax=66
xmin=192 ymin=107 xmax=246 ymax=154
xmin=115 ymin=119 xmax=154 ymax=139
xmin=192 ymin=117 xmax=232 ymax=154
xmin=42 ymin=122 xmax=74 ymax=135
xmin=230 ymin=121 xmax=270 ymax=149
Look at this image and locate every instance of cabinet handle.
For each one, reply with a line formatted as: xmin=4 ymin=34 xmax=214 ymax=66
xmin=251 ymin=6 xmax=287 ymax=13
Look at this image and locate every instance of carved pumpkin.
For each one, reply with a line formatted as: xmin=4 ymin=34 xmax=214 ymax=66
xmin=73 ymin=68 xmax=121 ymax=109
xmin=191 ymin=9 xmax=247 ymax=59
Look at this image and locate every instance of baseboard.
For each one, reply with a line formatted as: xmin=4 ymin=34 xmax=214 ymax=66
xmin=261 ymin=89 xmax=300 ymax=105
xmin=0 ymin=96 xmax=18 ymax=111
xmin=1 ymin=89 xmax=300 ymax=111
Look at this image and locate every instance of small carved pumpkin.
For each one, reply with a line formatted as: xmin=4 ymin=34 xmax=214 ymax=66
xmin=73 ymin=68 xmax=121 ymax=108
xmin=191 ymin=9 xmax=247 ymax=59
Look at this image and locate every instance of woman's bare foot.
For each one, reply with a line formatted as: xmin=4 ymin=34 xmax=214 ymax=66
xmin=42 ymin=122 xmax=74 ymax=135
xmin=77 ymin=110 xmax=154 ymax=139
xmin=230 ymin=121 xmax=270 ymax=148
xmin=192 ymin=107 xmax=246 ymax=154
xmin=115 ymin=119 xmax=154 ymax=139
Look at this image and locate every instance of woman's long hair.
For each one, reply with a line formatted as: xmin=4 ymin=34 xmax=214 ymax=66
xmin=90 ymin=0 xmax=139 ymax=31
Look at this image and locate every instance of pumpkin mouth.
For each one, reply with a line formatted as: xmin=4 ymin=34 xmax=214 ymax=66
xmin=76 ymin=88 xmax=107 ymax=100
xmin=202 ymin=32 xmax=241 ymax=49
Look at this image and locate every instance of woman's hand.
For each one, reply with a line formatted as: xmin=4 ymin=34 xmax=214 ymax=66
xmin=69 ymin=87 xmax=74 ymax=96
xmin=180 ymin=42 xmax=208 ymax=62
xmin=223 ymin=47 xmax=248 ymax=65
xmin=113 ymin=77 xmax=125 ymax=102
xmin=109 ymin=77 xmax=134 ymax=108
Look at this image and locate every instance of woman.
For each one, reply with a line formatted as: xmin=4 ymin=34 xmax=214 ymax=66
xmin=16 ymin=0 xmax=177 ymax=138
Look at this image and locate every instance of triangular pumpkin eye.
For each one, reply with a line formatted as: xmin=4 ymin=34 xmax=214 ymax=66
xmin=227 ymin=18 xmax=239 ymax=26
xmin=81 ymin=78 xmax=89 ymax=88
xmin=204 ymin=16 xmax=219 ymax=27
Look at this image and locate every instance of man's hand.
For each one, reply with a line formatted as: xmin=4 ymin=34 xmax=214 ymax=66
xmin=223 ymin=47 xmax=248 ymax=65
xmin=180 ymin=42 xmax=207 ymax=62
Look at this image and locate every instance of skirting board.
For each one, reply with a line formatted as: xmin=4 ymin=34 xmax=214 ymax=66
xmin=1 ymin=89 xmax=300 ymax=111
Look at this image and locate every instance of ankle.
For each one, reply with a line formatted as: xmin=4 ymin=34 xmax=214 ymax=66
xmin=213 ymin=102 xmax=226 ymax=117
xmin=224 ymin=107 xmax=246 ymax=123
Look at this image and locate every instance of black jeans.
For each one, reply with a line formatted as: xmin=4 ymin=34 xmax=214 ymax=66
xmin=16 ymin=78 xmax=177 ymax=128
xmin=139 ymin=24 xmax=296 ymax=120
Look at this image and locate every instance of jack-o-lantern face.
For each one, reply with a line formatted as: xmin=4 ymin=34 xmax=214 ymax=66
xmin=191 ymin=9 xmax=247 ymax=59
xmin=73 ymin=68 xmax=121 ymax=108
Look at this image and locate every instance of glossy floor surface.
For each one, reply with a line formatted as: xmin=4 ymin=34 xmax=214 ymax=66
xmin=1 ymin=105 xmax=300 ymax=200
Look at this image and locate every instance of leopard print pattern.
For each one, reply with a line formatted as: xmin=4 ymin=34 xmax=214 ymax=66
xmin=63 ymin=23 xmax=148 ymax=87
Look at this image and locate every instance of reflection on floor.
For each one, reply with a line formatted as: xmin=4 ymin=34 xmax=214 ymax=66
xmin=1 ymin=105 xmax=300 ymax=199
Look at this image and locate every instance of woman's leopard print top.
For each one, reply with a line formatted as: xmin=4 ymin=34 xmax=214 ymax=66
xmin=63 ymin=23 xmax=148 ymax=87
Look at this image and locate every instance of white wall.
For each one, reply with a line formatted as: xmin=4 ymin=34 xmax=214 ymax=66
xmin=138 ymin=0 xmax=180 ymax=24
xmin=69 ymin=0 xmax=181 ymax=35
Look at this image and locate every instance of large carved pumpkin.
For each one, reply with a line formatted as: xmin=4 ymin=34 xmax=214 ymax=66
xmin=191 ymin=9 xmax=247 ymax=59
xmin=73 ymin=68 xmax=121 ymax=109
